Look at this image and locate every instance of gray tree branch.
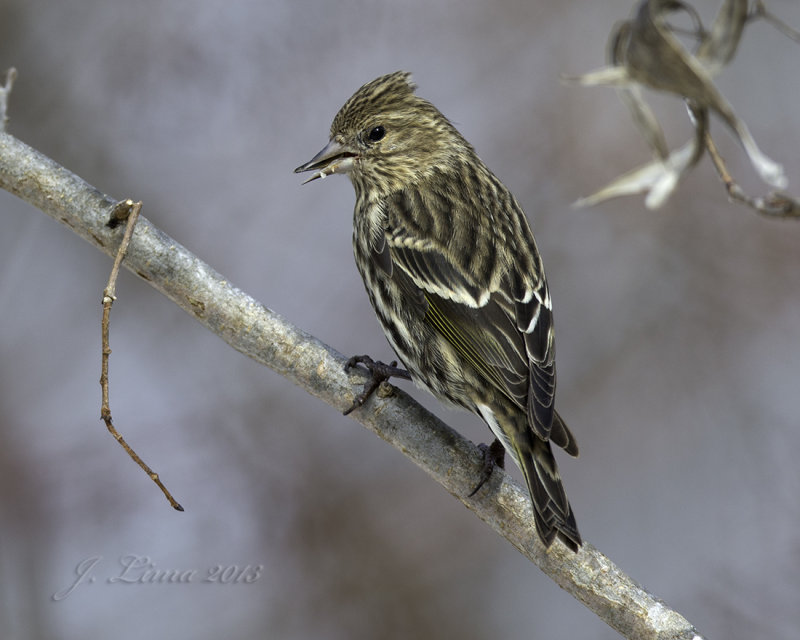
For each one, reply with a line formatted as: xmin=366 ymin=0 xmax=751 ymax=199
xmin=0 ymin=129 xmax=704 ymax=640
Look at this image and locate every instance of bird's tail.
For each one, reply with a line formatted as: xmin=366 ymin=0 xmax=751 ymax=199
xmin=516 ymin=435 xmax=582 ymax=552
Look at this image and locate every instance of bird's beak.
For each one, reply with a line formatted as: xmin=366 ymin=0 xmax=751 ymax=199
xmin=294 ymin=139 xmax=358 ymax=184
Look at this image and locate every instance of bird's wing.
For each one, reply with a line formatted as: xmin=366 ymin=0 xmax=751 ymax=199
xmin=382 ymin=189 xmax=575 ymax=454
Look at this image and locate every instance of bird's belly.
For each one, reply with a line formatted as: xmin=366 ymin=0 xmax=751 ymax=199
xmin=356 ymin=258 xmax=474 ymax=412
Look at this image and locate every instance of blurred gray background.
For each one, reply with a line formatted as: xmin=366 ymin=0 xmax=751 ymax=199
xmin=2 ymin=1 xmax=799 ymax=638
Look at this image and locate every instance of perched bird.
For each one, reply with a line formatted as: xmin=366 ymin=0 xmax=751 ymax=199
xmin=295 ymin=71 xmax=581 ymax=551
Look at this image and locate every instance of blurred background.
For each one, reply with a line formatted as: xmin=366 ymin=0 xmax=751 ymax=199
xmin=1 ymin=1 xmax=799 ymax=638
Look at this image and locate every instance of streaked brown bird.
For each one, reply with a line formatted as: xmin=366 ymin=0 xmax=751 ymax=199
xmin=295 ymin=71 xmax=581 ymax=551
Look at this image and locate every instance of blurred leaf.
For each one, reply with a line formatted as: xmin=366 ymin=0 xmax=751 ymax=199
xmin=570 ymin=0 xmax=795 ymax=209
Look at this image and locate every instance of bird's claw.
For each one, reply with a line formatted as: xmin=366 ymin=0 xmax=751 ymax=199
xmin=343 ymin=355 xmax=411 ymax=415
xmin=468 ymin=439 xmax=506 ymax=497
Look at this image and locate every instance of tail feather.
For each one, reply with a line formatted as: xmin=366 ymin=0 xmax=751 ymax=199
xmin=517 ymin=436 xmax=581 ymax=552
xmin=476 ymin=401 xmax=581 ymax=551
xmin=550 ymin=410 xmax=579 ymax=457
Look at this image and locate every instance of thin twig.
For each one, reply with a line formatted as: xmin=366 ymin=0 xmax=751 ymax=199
xmin=0 ymin=67 xmax=18 ymax=132
xmin=705 ymin=131 xmax=800 ymax=218
xmin=100 ymin=199 xmax=184 ymax=511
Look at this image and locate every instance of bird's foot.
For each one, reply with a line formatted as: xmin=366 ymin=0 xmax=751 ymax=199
xmin=343 ymin=354 xmax=411 ymax=415
xmin=468 ymin=438 xmax=506 ymax=497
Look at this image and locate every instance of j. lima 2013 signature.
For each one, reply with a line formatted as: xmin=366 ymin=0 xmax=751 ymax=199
xmin=52 ymin=555 xmax=264 ymax=600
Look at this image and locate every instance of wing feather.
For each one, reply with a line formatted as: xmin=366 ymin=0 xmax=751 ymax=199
xmin=381 ymin=187 xmax=573 ymax=447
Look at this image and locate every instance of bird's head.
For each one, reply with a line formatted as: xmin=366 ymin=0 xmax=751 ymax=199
xmin=295 ymin=71 xmax=467 ymax=195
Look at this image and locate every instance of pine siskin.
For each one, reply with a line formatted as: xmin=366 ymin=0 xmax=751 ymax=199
xmin=295 ymin=71 xmax=581 ymax=551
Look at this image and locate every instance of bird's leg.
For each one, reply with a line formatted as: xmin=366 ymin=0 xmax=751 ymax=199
xmin=468 ymin=438 xmax=506 ymax=497
xmin=343 ymin=354 xmax=411 ymax=415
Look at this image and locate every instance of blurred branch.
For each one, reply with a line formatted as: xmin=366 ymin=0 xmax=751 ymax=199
xmin=0 ymin=128 xmax=704 ymax=639
xmin=752 ymin=0 xmax=800 ymax=42
xmin=568 ymin=0 xmax=799 ymax=214
xmin=705 ymin=133 xmax=800 ymax=218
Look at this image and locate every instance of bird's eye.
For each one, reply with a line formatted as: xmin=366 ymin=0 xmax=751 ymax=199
xmin=367 ymin=125 xmax=385 ymax=142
